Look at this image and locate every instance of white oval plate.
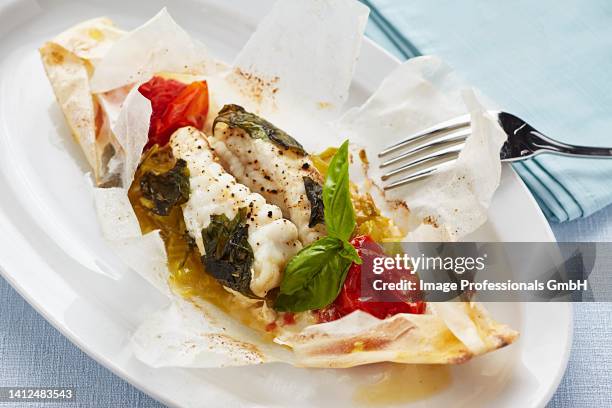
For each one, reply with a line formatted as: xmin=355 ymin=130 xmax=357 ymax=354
xmin=0 ymin=1 xmax=571 ymax=407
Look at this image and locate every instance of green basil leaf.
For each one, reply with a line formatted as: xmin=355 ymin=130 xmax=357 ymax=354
xmin=340 ymin=240 xmax=362 ymax=264
xmin=323 ymin=140 xmax=355 ymax=241
xmin=278 ymin=237 xmax=342 ymax=296
xmin=275 ymin=140 xmax=363 ymax=312
xmin=275 ymin=241 xmax=353 ymax=312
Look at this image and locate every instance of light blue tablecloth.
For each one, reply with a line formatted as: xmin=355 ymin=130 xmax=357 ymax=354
xmin=365 ymin=0 xmax=612 ymax=223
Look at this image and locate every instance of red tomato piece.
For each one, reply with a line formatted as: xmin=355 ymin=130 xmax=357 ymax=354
xmin=138 ymin=76 xmax=209 ymax=150
xmin=317 ymin=235 xmax=426 ymax=323
xmin=282 ymin=312 xmax=296 ymax=326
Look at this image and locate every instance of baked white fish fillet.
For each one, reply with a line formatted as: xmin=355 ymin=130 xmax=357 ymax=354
xmin=210 ymin=105 xmax=326 ymax=246
xmin=170 ymin=127 xmax=302 ymax=297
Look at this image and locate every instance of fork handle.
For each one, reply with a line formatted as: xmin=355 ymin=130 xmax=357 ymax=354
xmin=531 ymin=132 xmax=612 ymax=159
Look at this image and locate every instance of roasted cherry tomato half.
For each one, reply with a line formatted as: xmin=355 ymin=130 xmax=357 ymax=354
xmin=139 ymin=76 xmax=209 ymax=150
xmin=317 ymin=235 xmax=425 ymax=322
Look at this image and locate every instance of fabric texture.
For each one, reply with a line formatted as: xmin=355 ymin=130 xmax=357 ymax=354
xmin=364 ymin=0 xmax=612 ymax=222
xmin=0 ymin=277 xmax=161 ymax=408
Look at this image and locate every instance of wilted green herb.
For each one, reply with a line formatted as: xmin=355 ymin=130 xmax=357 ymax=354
xmin=200 ymin=207 xmax=256 ymax=297
xmin=303 ymin=176 xmax=325 ymax=228
xmin=139 ymin=159 xmax=190 ymax=216
xmin=213 ymin=104 xmax=306 ymax=155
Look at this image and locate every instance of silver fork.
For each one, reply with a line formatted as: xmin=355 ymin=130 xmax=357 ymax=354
xmin=379 ymin=111 xmax=612 ymax=190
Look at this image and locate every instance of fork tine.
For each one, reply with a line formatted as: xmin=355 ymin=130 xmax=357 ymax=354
xmin=378 ymin=113 xmax=471 ymax=157
xmin=379 ymin=127 xmax=470 ymax=168
xmin=383 ymin=155 xmax=460 ymax=190
xmin=381 ymin=147 xmax=461 ymax=181
xmin=383 ymin=167 xmax=438 ymax=190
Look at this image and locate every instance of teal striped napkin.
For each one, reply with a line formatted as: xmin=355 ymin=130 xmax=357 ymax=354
xmin=363 ymin=0 xmax=612 ymax=222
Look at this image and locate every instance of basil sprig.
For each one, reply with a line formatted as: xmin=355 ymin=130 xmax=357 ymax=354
xmin=274 ymin=140 xmax=361 ymax=312
xmin=323 ymin=141 xmax=356 ymax=241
